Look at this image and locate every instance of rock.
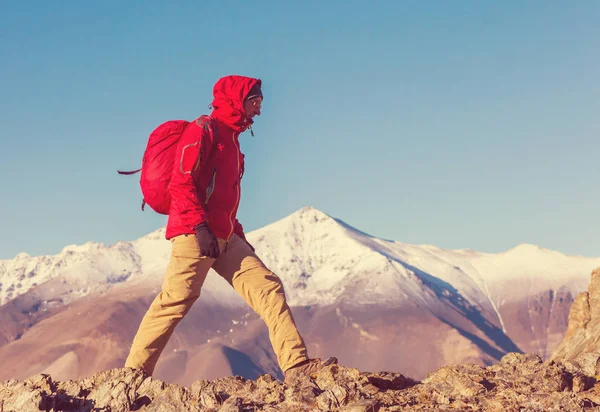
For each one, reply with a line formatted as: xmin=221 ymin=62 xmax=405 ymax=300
xmin=361 ymin=371 xmax=416 ymax=391
xmin=495 ymin=354 xmax=571 ymax=393
xmin=284 ymin=379 xmax=321 ymax=407
xmin=571 ymin=372 xmax=595 ymax=394
xmin=315 ymin=364 xmax=359 ymax=405
xmin=142 ymin=385 xmax=199 ymax=412
xmin=0 ymin=387 xmax=45 ymax=412
xmin=574 ymin=352 xmax=600 ymax=377
xmin=3 ymin=349 xmax=600 ymax=411
xmin=5 ymin=268 xmax=600 ymax=410
xmin=219 ymin=395 xmax=243 ymax=412
xmin=421 ymin=364 xmax=490 ymax=399
xmin=84 ymin=368 xmax=146 ymax=412
xmin=564 ymin=291 xmax=591 ymax=339
xmin=23 ymin=373 xmax=54 ymax=393
xmin=587 ymin=268 xmax=600 ymax=322
xmin=254 ymin=374 xmax=285 ymax=405
xmin=344 ymin=400 xmax=381 ymax=412
xmin=552 ymin=267 xmax=600 ymax=362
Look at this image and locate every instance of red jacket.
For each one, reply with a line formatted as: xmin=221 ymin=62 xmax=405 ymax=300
xmin=165 ymin=75 xmax=261 ymax=241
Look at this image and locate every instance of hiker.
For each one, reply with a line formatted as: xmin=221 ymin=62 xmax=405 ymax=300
xmin=124 ymin=75 xmax=337 ymax=384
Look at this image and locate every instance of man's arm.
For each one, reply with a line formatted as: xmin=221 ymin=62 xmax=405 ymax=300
xmin=168 ymin=119 xmax=213 ymax=231
xmin=234 ymin=219 xmax=246 ymax=240
xmin=234 ymin=219 xmax=255 ymax=252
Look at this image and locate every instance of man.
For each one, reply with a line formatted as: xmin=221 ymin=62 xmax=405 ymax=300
xmin=124 ymin=75 xmax=337 ymax=384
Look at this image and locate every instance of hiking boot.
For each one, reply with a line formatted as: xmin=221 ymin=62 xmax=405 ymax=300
xmin=284 ymin=357 xmax=338 ymax=385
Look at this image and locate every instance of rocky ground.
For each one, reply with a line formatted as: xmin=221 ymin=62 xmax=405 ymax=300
xmin=2 ymin=351 xmax=600 ymax=411
xmin=3 ymin=267 xmax=600 ymax=411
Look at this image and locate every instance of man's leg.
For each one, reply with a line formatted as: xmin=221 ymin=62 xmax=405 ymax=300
xmin=211 ymin=234 xmax=309 ymax=372
xmin=125 ymin=234 xmax=220 ymax=375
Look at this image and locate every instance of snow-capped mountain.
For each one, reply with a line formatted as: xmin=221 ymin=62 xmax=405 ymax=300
xmin=2 ymin=206 xmax=597 ymax=310
xmin=254 ymin=208 xmax=598 ymax=307
xmin=0 ymin=206 xmax=599 ymax=384
xmin=0 ymin=230 xmax=164 ymax=307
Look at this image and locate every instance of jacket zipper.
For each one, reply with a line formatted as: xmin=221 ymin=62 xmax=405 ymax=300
xmin=227 ymin=132 xmax=241 ymax=240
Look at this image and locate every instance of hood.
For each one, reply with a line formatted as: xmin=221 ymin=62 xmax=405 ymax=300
xmin=210 ymin=75 xmax=262 ymax=132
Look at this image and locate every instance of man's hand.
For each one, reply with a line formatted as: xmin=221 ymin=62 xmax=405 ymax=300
xmin=194 ymin=222 xmax=219 ymax=258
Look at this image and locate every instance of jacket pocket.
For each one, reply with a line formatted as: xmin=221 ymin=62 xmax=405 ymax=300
xmin=206 ymin=168 xmax=217 ymax=203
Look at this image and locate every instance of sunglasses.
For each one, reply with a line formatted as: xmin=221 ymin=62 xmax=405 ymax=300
xmin=247 ymin=97 xmax=263 ymax=108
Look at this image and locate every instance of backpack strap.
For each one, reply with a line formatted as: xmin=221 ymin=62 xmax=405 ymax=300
xmin=117 ymin=168 xmax=141 ymax=175
xmin=195 ymin=115 xmax=220 ymax=160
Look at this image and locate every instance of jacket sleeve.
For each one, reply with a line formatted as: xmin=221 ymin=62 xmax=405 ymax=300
xmin=234 ymin=219 xmax=246 ymax=240
xmin=234 ymin=219 xmax=254 ymax=251
xmin=168 ymin=119 xmax=213 ymax=231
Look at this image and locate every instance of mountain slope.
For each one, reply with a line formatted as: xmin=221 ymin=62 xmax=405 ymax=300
xmin=247 ymin=207 xmax=599 ymax=358
xmin=0 ymin=206 xmax=598 ymax=384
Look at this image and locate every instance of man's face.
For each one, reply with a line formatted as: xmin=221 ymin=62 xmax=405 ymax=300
xmin=243 ymin=96 xmax=262 ymax=118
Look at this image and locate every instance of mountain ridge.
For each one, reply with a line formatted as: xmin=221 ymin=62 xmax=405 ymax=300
xmin=2 ymin=205 xmax=599 ymax=310
xmin=0 ymin=206 xmax=599 ymax=382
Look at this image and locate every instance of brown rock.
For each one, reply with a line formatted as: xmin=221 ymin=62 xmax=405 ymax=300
xmin=421 ymin=364 xmax=490 ymax=399
xmin=571 ymin=372 xmax=594 ymax=394
xmin=551 ymin=268 xmax=600 ymax=369
xmin=492 ymin=353 xmax=572 ymax=393
xmin=142 ymin=385 xmax=199 ymax=412
xmin=0 ymin=387 xmax=45 ymax=412
xmin=578 ymin=352 xmax=600 ymax=376
xmin=284 ymin=379 xmax=321 ymax=408
xmin=4 ymin=355 xmax=600 ymax=411
xmin=23 ymin=373 xmax=54 ymax=393
xmin=587 ymin=268 xmax=600 ymax=322
xmin=564 ymin=291 xmax=591 ymax=340
xmin=343 ymin=399 xmax=381 ymax=412
xmin=315 ymin=364 xmax=360 ymax=405
xmin=219 ymin=395 xmax=243 ymax=412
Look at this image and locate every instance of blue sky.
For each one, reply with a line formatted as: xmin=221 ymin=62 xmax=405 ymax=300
xmin=1 ymin=1 xmax=598 ymax=259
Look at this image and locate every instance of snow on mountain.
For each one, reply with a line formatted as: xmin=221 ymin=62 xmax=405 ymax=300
xmin=1 ymin=206 xmax=599 ymax=319
xmin=0 ymin=240 xmax=142 ymax=306
xmin=246 ymin=207 xmax=600 ymax=310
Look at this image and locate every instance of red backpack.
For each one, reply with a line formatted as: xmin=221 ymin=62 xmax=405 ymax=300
xmin=118 ymin=115 xmax=216 ymax=214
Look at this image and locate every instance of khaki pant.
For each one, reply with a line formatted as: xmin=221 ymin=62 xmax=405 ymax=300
xmin=124 ymin=233 xmax=308 ymax=375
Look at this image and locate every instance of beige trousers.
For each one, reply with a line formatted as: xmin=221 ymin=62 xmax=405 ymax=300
xmin=124 ymin=233 xmax=308 ymax=375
